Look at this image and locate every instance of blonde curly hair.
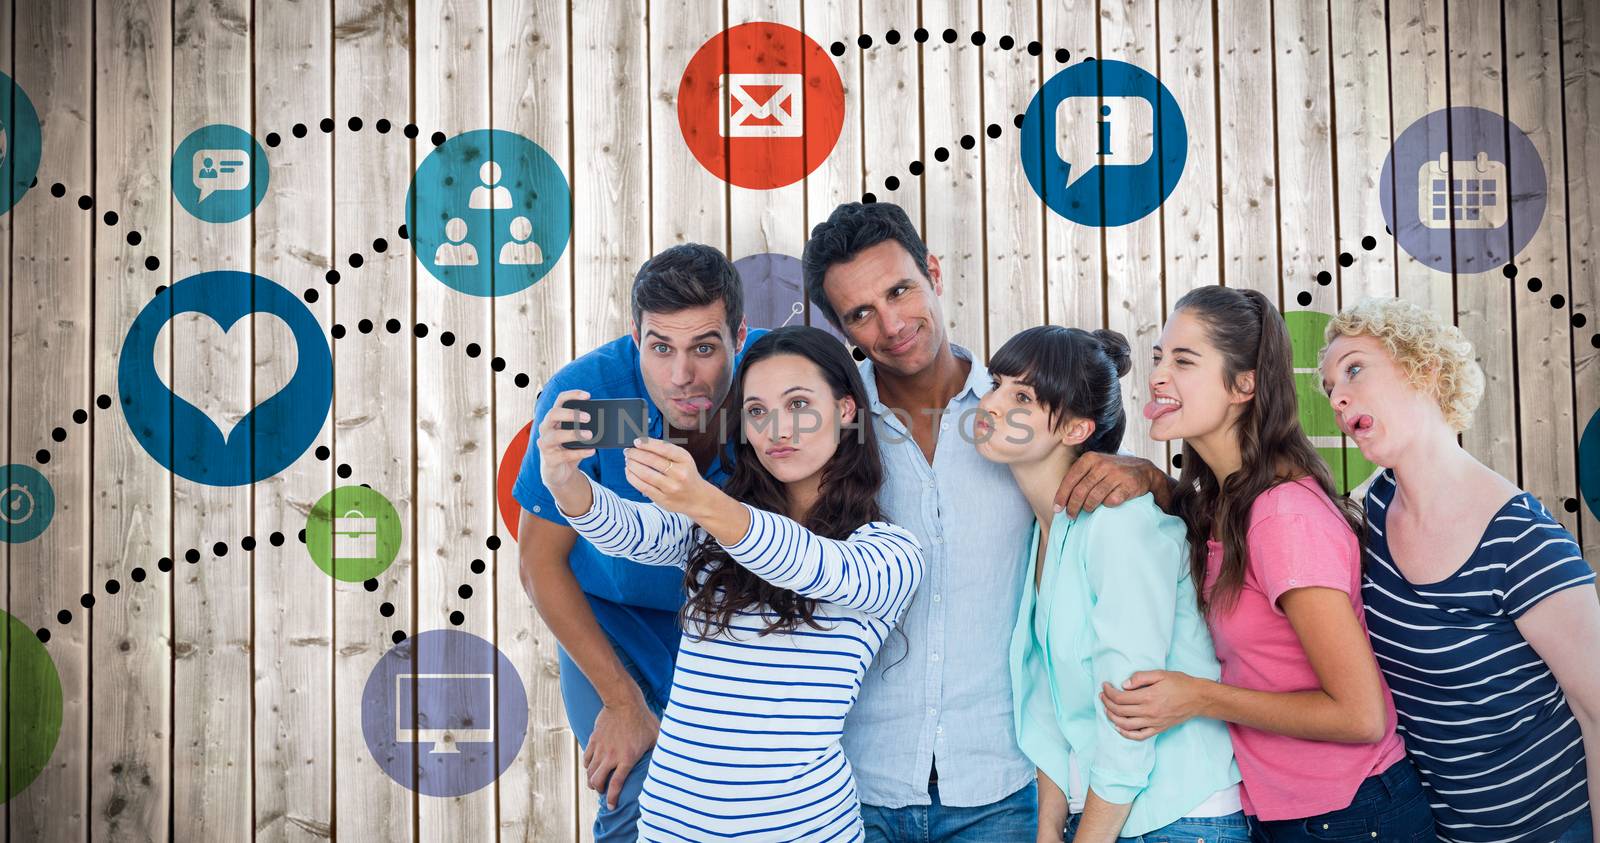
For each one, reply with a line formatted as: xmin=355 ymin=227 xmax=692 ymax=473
xmin=1321 ymin=297 xmax=1485 ymax=432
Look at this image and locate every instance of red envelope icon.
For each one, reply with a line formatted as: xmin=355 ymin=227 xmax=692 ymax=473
xmin=720 ymin=73 xmax=805 ymax=138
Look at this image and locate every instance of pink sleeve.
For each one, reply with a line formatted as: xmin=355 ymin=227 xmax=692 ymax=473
xmin=1248 ymin=512 xmax=1359 ymax=617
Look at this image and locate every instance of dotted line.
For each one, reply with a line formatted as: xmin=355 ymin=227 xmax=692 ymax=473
xmin=39 ymin=178 xmax=164 ymax=272
xmin=261 ymin=117 xmax=448 ymax=153
xmin=830 ymin=28 xmax=1075 ymax=65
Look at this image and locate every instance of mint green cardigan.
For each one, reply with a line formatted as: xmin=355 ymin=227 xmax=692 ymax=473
xmin=1008 ymin=493 xmax=1242 ymax=836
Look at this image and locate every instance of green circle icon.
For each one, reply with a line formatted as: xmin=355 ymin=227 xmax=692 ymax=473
xmin=2 ymin=609 xmax=62 ymax=802
xmin=306 ymin=486 xmax=402 ymax=582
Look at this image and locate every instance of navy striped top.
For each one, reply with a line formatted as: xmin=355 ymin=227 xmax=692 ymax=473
xmin=1362 ymin=469 xmax=1594 ymax=843
xmin=567 ymin=476 xmax=925 ymax=842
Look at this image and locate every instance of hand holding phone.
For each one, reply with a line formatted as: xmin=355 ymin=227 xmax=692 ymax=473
xmin=557 ymin=397 xmax=650 ymax=450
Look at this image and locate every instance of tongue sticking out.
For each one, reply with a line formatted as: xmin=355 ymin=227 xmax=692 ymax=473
xmin=1144 ymin=400 xmax=1179 ymax=421
xmin=678 ymin=396 xmax=713 ymax=412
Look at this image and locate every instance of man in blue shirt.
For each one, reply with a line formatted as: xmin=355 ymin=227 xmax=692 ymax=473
xmin=513 ymin=243 xmax=767 ymax=841
xmin=801 ymin=202 xmax=1169 ymax=842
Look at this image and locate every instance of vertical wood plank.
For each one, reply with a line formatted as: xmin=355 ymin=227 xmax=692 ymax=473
xmin=330 ymin=1 xmax=418 ymax=839
xmin=1275 ymin=0 xmax=1337 ymax=315
xmin=801 ymin=0 xmax=862 ymax=326
xmin=861 ymin=1 xmax=922 ymax=227
xmin=980 ymin=0 xmax=1045 ymax=349
xmin=1329 ymin=0 xmax=1398 ymax=301
xmin=253 ymin=0 xmax=334 ymax=838
xmin=169 ymin=0 xmax=254 ymax=838
xmin=1041 ymin=4 xmax=1102 ymax=340
xmin=650 ymin=0 xmax=726 ymax=250
xmin=1157 ymin=0 xmax=1220 ymax=301
xmin=1564 ymin=0 xmax=1600 ymax=562
xmin=89 ymin=0 xmax=174 ymax=837
xmin=1386 ymin=0 xmax=1453 ymax=317
xmin=1215 ymin=0 xmax=1280 ymax=299
xmin=922 ymin=1 xmax=988 ymax=355
xmin=10 ymin=0 xmax=92 ymax=837
xmin=728 ymin=0 xmax=807 ymax=262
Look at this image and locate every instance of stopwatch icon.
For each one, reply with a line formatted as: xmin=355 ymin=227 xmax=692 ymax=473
xmin=2 ymin=481 xmax=35 ymax=525
xmin=0 ymin=465 xmax=52 ymax=543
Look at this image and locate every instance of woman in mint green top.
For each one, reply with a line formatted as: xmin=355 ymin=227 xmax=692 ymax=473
xmin=975 ymin=326 xmax=1245 ymax=843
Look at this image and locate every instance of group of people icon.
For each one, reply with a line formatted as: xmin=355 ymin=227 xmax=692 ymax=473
xmin=433 ymin=160 xmax=546 ymax=268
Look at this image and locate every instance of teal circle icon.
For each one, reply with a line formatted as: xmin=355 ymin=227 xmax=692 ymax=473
xmin=0 ymin=72 xmax=42 ymax=217
xmin=1581 ymin=409 xmax=1599 ymax=521
xmin=306 ymin=485 xmax=403 ymax=582
xmin=0 ymin=465 xmax=53 ymax=544
xmin=406 ymin=129 xmax=571 ymax=297
xmin=1 ymin=608 xmax=63 ymax=802
xmin=171 ymin=124 xmax=270 ymax=223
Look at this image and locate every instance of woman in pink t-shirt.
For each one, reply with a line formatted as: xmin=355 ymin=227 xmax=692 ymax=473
xmin=1099 ymin=286 xmax=1433 ymax=842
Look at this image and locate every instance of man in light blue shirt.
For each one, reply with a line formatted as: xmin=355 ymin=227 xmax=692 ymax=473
xmin=802 ymin=202 xmax=1171 ymax=841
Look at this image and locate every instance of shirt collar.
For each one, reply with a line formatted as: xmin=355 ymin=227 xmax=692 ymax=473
xmin=861 ymin=342 xmax=987 ymax=417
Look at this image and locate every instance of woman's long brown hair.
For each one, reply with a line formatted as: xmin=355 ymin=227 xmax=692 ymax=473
xmin=679 ymin=325 xmax=886 ymax=640
xmin=1167 ymin=287 xmax=1363 ymax=616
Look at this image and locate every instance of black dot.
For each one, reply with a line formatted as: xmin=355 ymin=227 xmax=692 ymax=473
xmin=392 ymin=630 xmax=407 ymax=643
xmin=491 ymin=357 xmax=507 ymax=372
xmin=934 ymin=147 xmax=950 ymax=162
xmin=1591 ymin=334 xmax=1599 ymax=349
xmin=358 ymin=319 xmax=374 ymax=334
xmin=458 ymin=584 xmax=473 ymax=599
xmin=298 ymin=529 xmax=306 ymax=544
xmin=430 ymin=131 xmax=446 ymax=147
xmin=103 ymin=211 xmax=119 ymax=226
xmin=885 ymin=176 xmax=900 ymax=191
xmin=337 ymin=463 xmax=352 ymax=479
xmin=144 ymin=256 xmax=160 ymax=271
xmin=486 ymin=535 xmax=502 ymax=551
xmin=885 ymin=30 xmax=901 ymax=45
xmin=157 ymin=557 xmax=172 ymax=572
xmin=241 ymin=536 xmax=256 ymax=551
xmin=471 ymin=558 xmax=486 ymax=574
xmin=1361 ymin=235 xmax=1377 ymax=250
xmin=909 ymin=161 xmax=924 ymax=176
xmin=857 ymin=34 xmax=873 ymax=49
xmin=1338 ymin=252 xmax=1354 ymax=267
xmin=265 ymin=132 xmax=281 ymax=147
xmin=80 ymin=593 xmax=95 ymax=609
xmin=404 ymin=123 xmax=419 ymax=138
xmin=398 ymin=224 xmax=409 ymax=240
xmin=1503 ymin=263 xmax=1519 ymax=278
xmin=1297 ymin=291 xmax=1313 ymax=306
xmin=449 ymin=611 xmax=464 ymax=626
xmin=852 ymin=346 xmax=867 ymax=362
xmin=269 ymin=532 xmax=285 ymax=547
xmin=1027 ymin=41 xmax=1042 ymax=56
xmin=959 ymin=135 xmax=975 ymax=149
xmin=372 ymin=238 xmax=388 ymax=253
xmin=1573 ymin=313 xmax=1587 ymax=328
xmin=213 ymin=541 xmax=229 ymax=557
xmin=77 ymin=195 xmax=93 ymax=210
xmin=303 ymin=288 xmax=319 ymax=304
xmin=319 ymin=117 xmax=335 ymax=133
xmin=127 ymin=230 xmax=142 ymax=246
xmin=1528 ymin=277 xmax=1543 ymax=293
xmin=131 ymin=568 xmax=146 ymax=583
xmin=515 ymin=373 xmax=530 ymax=388
xmin=1013 ymin=113 xmax=1025 ymax=128
xmin=376 ymin=119 xmax=391 ymax=133
xmin=465 ymin=342 xmax=481 ymax=357
xmin=57 ymin=610 xmax=71 ymax=625
xmin=106 ymin=579 xmax=121 ymax=595
xmin=970 ymin=31 xmax=986 ymax=46
xmin=36 ymin=628 xmax=49 ymax=643
xmin=72 ymin=409 xmax=87 ymax=424
xmin=914 ymin=28 xmax=929 ymax=43
xmin=349 ymin=253 xmax=364 ymax=268
xmin=1055 ymin=48 xmax=1071 ymax=63
xmin=35 ymin=449 xmax=50 ymax=464
xmin=292 ymin=123 xmax=308 ymax=138
xmin=830 ymin=41 xmax=846 ymax=56
xmin=986 ymin=123 xmax=1002 ymax=139
xmin=380 ymin=602 xmax=395 ymax=617
xmin=413 ymin=322 xmax=429 ymax=339
xmin=326 ymin=269 xmax=340 ymax=284
xmin=384 ymin=318 xmax=401 ymax=333
xmin=185 ymin=548 xmax=200 ymax=564
xmin=1172 ymin=453 xmax=1183 ymax=469
xmin=1550 ymin=294 xmax=1566 ymax=309
xmin=315 ymin=445 xmax=330 ymax=460
xmin=348 ymin=116 xmax=363 ymax=131
xmin=50 ymin=182 xmax=65 ymax=198
xmin=1315 ymin=270 xmax=1332 ymax=286
xmin=440 ymin=331 xmax=456 ymax=346
xmin=998 ymin=35 xmax=1015 ymax=50
xmin=363 ymin=578 xmax=379 ymax=592
xmin=97 ymin=393 xmax=112 ymax=409
xmin=51 ymin=427 xmax=66 ymax=442
xmin=331 ymin=324 xmax=346 ymax=340
xmin=930 ymin=28 xmax=953 ymax=45
xmin=1564 ymin=498 xmax=1580 ymax=513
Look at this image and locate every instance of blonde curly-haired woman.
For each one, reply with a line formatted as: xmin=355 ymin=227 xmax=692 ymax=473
xmin=1320 ymin=297 xmax=1598 ymax=843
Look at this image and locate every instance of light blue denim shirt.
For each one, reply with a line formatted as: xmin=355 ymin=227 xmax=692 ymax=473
xmin=842 ymin=344 xmax=1037 ymax=809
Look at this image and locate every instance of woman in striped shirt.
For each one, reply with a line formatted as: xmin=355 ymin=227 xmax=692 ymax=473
xmin=1320 ymin=297 xmax=1597 ymax=843
xmin=537 ymin=325 xmax=924 ymax=842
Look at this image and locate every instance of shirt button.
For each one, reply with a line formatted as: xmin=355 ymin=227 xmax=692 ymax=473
xmin=533 ymin=505 xmax=542 ymax=513
xmin=926 ymin=480 xmax=935 ymax=489
xmin=941 ymin=421 xmax=949 ymax=431
xmin=928 ymin=707 xmax=937 ymax=716
xmin=932 ymin=594 xmax=941 ymax=602
xmin=931 ymin=653 xmax=941 ymax=662
xmin=933 ymin=536 xmax=944 ymax=545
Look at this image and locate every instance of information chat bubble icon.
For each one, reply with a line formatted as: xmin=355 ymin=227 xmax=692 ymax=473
xmin=192 ymin=148 xmax=252 ymax=202
xmin=1054 ymin=95 xmax=1154 ymax=190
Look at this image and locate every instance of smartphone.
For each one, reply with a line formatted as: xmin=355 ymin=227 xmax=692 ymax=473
xmin=558 ymin=397 xmax=650 ymax=449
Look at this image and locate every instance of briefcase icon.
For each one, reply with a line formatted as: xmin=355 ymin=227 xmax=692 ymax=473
xmin=333 ymin=509 xmax=379 ymax=560
xmin=720 ymin=73 xmax=804 ymax=138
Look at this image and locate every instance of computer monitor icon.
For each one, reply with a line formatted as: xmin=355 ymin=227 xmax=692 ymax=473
xmin=394 ymin=673 xmax=496 ymax=754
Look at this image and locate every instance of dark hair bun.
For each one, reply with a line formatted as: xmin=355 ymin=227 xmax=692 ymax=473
xmin=1092 ymin=328 xmax=1133 ymax=378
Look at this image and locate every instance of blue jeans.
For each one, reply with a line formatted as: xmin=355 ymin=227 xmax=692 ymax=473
xmin=1066 ymin=810 xmax=1250 ymax=842
xmin=1247 ymin=759 xmax=1435 ymax=842
xmin=1555 ymin=808 xmax=1593 ymax=843
xmin=863 ymin=779 xmax=1038 ymax=842
xmin=557 ymin=643 xmax=668 ymax=843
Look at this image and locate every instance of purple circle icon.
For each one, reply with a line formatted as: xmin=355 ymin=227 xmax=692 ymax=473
xmin=734 ymin=252 xmax=849 ymax=344
xmin=361 ymin=629 xmax=529 ymax=797
xmin=1380 ymin=106 xmax=1546 ymax=275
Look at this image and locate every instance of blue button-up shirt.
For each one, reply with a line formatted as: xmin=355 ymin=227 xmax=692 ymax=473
xmin=843 ymin=343 xmax=1037 ymax=808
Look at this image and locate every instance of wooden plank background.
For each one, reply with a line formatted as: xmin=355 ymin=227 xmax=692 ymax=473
xmin=0 ymin=0 xmax=1594 ymax=839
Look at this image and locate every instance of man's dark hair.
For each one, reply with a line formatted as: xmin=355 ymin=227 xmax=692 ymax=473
xmin=631 ymin=243 xmax=744 ymax=336
xmin=801 ymin=202 xmax=931 ymax=330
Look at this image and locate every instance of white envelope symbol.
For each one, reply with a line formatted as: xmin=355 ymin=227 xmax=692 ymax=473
xmin=720 ymin=73 xmax=804 ymax=138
